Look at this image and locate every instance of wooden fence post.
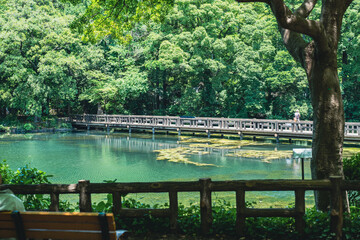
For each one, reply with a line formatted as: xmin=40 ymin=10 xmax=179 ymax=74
xmin=169 ymin=191 xmax=178 ymax=233
xmin=330 ymin=176 xmax=343 ymax=240
xmin=295 ymin=189 xmax=305 ymax=238
xmin=236 ymin=189 xmax=246 ymax=237
xmin=79 ymin=180 xmax=92 ymax=212
xmin=200 ymin=178 xmax=212 ymax=235
xmin=50 ymin=193 xmax=60 ymax=212
xmin=112 ymin=192 xmax=122 ymax=217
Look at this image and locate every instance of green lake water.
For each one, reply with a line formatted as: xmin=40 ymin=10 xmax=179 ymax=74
xmin=0 ymin=132 xmax=318 ymax=207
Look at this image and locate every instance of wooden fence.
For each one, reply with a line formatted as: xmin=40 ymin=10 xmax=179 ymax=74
xmin=1 ymin=177 xmax=359 ymax=239
xmin=69 ymin=114 xmax=360 ymax=141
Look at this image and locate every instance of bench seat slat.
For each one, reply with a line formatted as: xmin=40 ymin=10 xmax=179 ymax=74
xmin=23 ymin=222 xmax=108 ymax=231
xmin=0 ymin=221 xmax=15 ymax=229
xmin=25 ymin=229 xmax=117 ymax=240
xmin=0 ymin=229 xmax=17 ymax=238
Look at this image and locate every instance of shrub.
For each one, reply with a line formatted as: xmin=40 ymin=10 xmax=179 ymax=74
xmin=0 ymin=124 xmax=6 ymax=132
xmin=343 ymin=153 xmax=360 ymax=206
xmin=23 ymin=123 xmax=36 ymax=131
xmin=0 ymin=160 xmax=72 ymax=211
xmin=60 ymin=122 xmax=72 ymax=129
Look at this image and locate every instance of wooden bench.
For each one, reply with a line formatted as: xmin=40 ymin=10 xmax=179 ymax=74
xmin=0 ymin=211 xmax=127 ymax=240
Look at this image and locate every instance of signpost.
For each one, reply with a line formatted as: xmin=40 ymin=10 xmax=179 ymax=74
xmin=293 ymin=148 xmax=312 ymax=180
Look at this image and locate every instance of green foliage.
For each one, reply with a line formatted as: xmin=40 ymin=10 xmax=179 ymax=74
xmin=92 ymin=193 xmax=360 ymax=239
xmin=23 ymin=123 xmax=36 ymax=132
xmin=343 ymin=153 xmax=360 ymax=207
xmin=340 ymin=1 xmax=360 ymax=121
xmin=60 ymin=122 xmax=72 ymax=128
xmin=0 ymin=0 xmax=359 ymax=121
xmin=0 ymin=160 xmax=14 ymax=184
xmin=0 ymin=160 xmax=73 ymax=211
xmin=64 ymin=0 xmax=175 ymax=43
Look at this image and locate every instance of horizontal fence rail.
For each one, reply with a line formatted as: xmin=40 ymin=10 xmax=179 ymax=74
xmin=2 ymin=177 xmax=359 ymax=238
xmin=69 ymin=114 xmax=360 ymax=141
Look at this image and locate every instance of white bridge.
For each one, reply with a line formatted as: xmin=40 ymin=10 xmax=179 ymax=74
xmin=70 ymin=114 xmax=360 ymax=141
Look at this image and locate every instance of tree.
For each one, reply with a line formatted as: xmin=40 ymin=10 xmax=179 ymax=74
xmin=236 ymin=0 xmax=355 ymax=211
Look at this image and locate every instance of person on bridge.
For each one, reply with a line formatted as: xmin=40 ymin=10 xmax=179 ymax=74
xmin=294 ymin=110 xmax=301 ymax=122
xmin=0 ymin=173 xmax=25 ymax=212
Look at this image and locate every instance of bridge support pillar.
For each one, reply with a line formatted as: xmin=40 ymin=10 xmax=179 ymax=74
xmin=177 ymin=128 xmax=181 ymax=136
xmin=87 ymin=125 xmax=90 ymax=131
xmin=106 ymin=125 xmax=110 ymax=133
xmin=129 ymin=127 xmax=131 ymax=134
xmin=152 ymin=127 xmax=155 ymax=135
xmin=207 ymin=130 xmax=211 ymax=138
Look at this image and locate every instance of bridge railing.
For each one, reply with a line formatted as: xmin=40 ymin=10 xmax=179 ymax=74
xmin=70 ymin=114 xmax=360 ymax=137
xmin=2 ymin=177 xmax=358 ymax=238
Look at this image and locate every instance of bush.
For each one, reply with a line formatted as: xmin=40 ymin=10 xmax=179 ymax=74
xmin=343 ymin=153 xmax=360 ymax=206
xmin=0 ymin=124 xmax=6 ymax=132
xmin=23 ymin=123 xmax=36 ymax=131
xmin=60 ymin=122 xmax=72 ymax=129
xmin=0 ymin=160 xmax=72 ymax=211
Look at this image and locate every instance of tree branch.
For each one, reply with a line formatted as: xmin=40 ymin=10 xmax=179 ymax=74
xmin=269 ymin=0 xmax=322 ymax=40
xmin=295 ymin=0 xmax=317 ymax=18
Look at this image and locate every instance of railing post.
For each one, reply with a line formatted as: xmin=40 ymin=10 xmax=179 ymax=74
xmin=112 ymin=192 xmax=122 ymax=217
xmin=50 ymin=192 xmax=60 ymax=212
xmin=295 ymin=189 xmax=305 ymax=238
xmin=236 ymin=189 xmax=246 ymax=237
xmin=330 ymin=176 xmax=343 ymax=240
xmin=169 ymin=191 xmax=178 ymax=233
xmin=200 ymin=178 xmax=212 ymax=235
xmin=79 ymin=180 xmax=92 ymax=212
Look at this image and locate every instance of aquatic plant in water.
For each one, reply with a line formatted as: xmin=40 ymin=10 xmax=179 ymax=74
xmin=225 ymin=150 xmax=293 ymax=163
xmin=154 ymin=137 xmax=294 ymax=166
xmin=154 ymin=147 xmax=216 ymax=167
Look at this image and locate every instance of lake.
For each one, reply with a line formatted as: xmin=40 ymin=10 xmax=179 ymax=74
xmin=0 ymin=131 xmax=315 ymax=207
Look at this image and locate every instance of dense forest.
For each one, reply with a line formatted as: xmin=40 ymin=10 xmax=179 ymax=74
xmin=0 ymin=0 xmax=359 ymax=121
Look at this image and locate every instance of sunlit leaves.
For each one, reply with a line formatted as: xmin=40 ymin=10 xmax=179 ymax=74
xmin=66 ymin=0 xmax=175 ymax=43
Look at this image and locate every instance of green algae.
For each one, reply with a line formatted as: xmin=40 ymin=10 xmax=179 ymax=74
xmin=343 ymin=147 xmax=360 ymax=158
xmin=180 ymin=137 xmax=271 ymax=148
xmin=154 ymin=147 xmax=216 ymax=167
xmin=154 ymin=136 xmax=295 ymax=166
xmin=225 ymin=150 xmax=293 ymax=163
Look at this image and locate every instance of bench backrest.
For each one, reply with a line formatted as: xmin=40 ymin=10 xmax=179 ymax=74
xmin=0 ymin=211 xmax=117 ymax=240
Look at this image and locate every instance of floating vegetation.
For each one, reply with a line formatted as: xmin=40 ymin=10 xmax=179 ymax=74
xmin=225 ymin=150 xmax=293 ymax=163
xmin=153 ymin=136 xmax=296 ymax=166
xmin=154 ymin=147 xmax=216 ymax=167
xmin=343 ymin=148 xmax=360 ymax=158
xmin=180 ymin=137 xmax=271 ymax=149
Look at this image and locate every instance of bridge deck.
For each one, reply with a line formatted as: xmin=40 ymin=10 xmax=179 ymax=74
xmin=70 ymin=114 xmax=360 ymax=141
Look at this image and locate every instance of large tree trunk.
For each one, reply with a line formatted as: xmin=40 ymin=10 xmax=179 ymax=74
xmin=307 ymin=45 xmax=345 ymax=211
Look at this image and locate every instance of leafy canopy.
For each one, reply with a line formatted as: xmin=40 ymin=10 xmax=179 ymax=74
xmin=63 ymin=0 xmax=175 ymax=43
